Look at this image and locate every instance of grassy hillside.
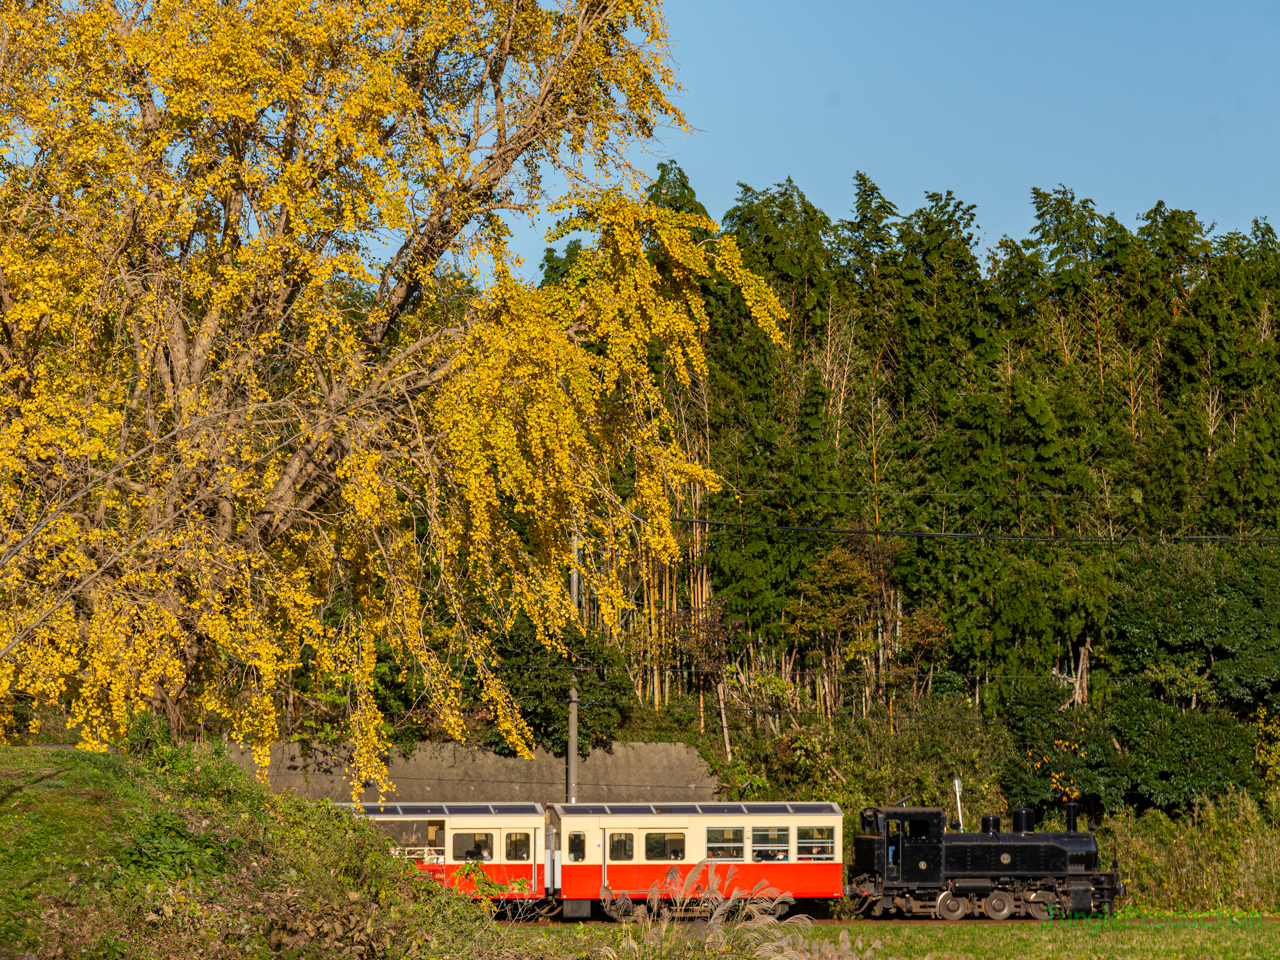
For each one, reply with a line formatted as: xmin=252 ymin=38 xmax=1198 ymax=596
xmin=0 ymin=733 xmax=511 ymax=959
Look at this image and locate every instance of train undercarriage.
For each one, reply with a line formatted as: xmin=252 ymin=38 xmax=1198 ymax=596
xmin=846 ymin=871 xmax=1122 ymax=920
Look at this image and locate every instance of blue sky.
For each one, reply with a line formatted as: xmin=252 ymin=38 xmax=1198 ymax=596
xmin=508 ymin=0 xmax=1280 ymax=274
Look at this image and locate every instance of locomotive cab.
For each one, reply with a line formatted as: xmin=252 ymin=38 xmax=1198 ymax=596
xmin=877 ymin=808 xmax=946 ymax=885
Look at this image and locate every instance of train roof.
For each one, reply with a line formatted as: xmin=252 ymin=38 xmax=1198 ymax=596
xmin=338 ymin=802 xmax=545 ymax=817
xmin=552 ymin=801 xmax=842 ymax=816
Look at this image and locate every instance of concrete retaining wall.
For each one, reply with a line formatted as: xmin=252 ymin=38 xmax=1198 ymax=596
xmin=229 ymin=740 xmax=720 ymax=804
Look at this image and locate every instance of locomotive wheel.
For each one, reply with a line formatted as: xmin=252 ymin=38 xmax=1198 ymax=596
xmin=1026 ymin=900 xmax=1052 ymax=921
xmin=982 ymin=891 xmax=1014 ymax=921
xmin=936 ymin=892 xmax=967 ymax=921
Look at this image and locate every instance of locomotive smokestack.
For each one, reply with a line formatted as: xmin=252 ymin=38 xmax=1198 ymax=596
xmin=1065 ymin=801 xmax=1079 ymax=833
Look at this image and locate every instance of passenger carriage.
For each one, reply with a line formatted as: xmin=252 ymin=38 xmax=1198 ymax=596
xmin=552 ymin=801 xmax=844 ymax=918
xmin=342 ymin=802 xmax=548 ymax=899
xmin=345 ymin=799 xmax=844 ymax=917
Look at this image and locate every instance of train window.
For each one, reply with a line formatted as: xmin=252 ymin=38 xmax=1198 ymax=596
xmin=567 ymin=832 xmax=586 ymax=863
xmin=886 ymin=820 xmax=901 ymax=865
xmin=706 ymin=828 xmax=744 ymax=861
xmin=751 ymin=827 xmax=790 ymax=862
xmin=797 ymin=827 xmax=835 ymax=860
xmin=906 ymin=819 xmax=932 ymax=841
xmin=645 ymin=833 xmax=686 ymax=861
xmin=506 ymin=832 xmax=531 ymax=861
xmin=609 ymin=833 xmax=634 ymax=861
xmin=452 ymin=832 xmax=494 ymax=862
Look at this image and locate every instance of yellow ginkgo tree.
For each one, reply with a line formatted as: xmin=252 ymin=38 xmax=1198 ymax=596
xmin=0 ymin=0 xmax=784 ymax=794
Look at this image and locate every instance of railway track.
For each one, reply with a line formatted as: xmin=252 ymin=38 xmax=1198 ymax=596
xmin=503 ymin=915 xmax=1278 ymax=928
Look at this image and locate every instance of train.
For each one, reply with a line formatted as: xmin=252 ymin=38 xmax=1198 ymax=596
xmin=341 ymin=797 xmax=1123 ymax=920
xmin=845 ymin=801 xmax=1123 ymax=920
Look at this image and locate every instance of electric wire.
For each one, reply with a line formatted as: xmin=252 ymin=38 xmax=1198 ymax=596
xmin=558 ymin=700 xmax=1006 ymax=722
xmin=672 ymin=516 xmax=1280 ymax=545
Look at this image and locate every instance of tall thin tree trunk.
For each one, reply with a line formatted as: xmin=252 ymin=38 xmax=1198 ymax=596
xmin=717 ymin=678 xmax=733 ymax=762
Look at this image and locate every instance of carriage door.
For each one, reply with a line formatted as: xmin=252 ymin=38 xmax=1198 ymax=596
xmin=884 ymin=819 xmax=901 ymax=883
xmin=900 ymin=817 xmax=943 ymax=885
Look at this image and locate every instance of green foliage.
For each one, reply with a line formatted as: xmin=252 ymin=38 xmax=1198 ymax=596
xmin=1000 ymin=681 xmax=1257 ymax=814
xmin=539 ymin=238 xmax=584 ymax=287
xmin=703 ymin=695 xmax=1015 ymax=841
xmin=1105 ymin=789 xmax=1280 ymax=914
xmin=1111 ymin=698 xmax=1257 ymax=809
xmin=117 ymin=813 xmax=244 ymax=881
xmin=636 ymin=162 xmax=1280 ymax=815
xmin=1106 ymin=544 xmax=1280 ymax=712
xmin=124 ymin=709 xmax=174 ymax=758
xmin=700 ymin=178 xmax=845 ymax=650
xmin=480 ymin=618 xmax=632 ymax=757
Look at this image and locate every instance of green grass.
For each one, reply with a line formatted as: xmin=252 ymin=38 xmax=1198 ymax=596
xmin=813 ymin=918 xmax=1280 ymax=960
xmin=517 ymin=917 xmax=1280 ymax=960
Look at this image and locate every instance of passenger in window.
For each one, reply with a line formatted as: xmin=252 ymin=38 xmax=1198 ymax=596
xmin=480 ymin=845 xmax=491 ymax=861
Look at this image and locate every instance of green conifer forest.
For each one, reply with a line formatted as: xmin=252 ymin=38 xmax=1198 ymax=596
xmin=528 ymin=164 xmax=1280 ymax=818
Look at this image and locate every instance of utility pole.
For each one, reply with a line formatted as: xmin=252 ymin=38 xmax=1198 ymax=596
xmin=570 ymin=535 xmax=579 ymax=613
xmin=717 ymin=679 xmax=733 ymax=763
xmin=567 ymin=532 xmax=580 ymax=803
xmin=567 ymin=684 xmax=579 ymax=803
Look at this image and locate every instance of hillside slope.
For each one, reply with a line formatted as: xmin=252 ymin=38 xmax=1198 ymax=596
xmin=0 ymin=735 xmax=514 ymax=959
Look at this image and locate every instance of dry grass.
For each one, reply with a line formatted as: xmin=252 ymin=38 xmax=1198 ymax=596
xmin=1101 ymin=789 xmax=1280 ymax=914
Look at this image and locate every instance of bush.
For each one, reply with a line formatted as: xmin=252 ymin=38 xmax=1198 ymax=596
xmin=1105 ymin=789 xmax=1280 ymax=914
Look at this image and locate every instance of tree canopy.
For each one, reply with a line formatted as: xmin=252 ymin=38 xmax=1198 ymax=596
xmin=0 ymin=0 xmax=783 ymax=793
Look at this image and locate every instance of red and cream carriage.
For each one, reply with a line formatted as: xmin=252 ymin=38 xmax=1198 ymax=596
xmin=346 ymin=799 xmax=844 ymax=916
xmin=551 ymin=801 xmax=843 ymax=917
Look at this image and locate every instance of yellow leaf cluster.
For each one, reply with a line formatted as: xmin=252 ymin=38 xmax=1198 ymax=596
xmin=0 ymin=0 xmax=784 ymax=797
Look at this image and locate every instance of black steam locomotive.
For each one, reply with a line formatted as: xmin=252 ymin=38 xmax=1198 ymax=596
xmin=844 ymin=801 xmax=1123 ymax=920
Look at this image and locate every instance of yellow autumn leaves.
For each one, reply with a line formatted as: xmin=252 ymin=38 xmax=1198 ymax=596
xmin=0 ymin=0 xmax=784 ymax=796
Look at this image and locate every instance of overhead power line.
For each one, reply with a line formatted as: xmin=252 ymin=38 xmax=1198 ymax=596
xmin=478 ymin=663 xmax=1134 ymax=683
xmin=672 ymin=516 xmax=1280 ymax=545
xmin=557 ymin=700 xmax=1007 ymax=722
xmin=739 ymin=488 xmax=1201 ymax=501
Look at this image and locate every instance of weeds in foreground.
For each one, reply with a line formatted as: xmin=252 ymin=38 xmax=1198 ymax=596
xmin=601 ymin=919 xmax=895 ymax=960
xmin=597 ymin=862 xmax=900 ymax=960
